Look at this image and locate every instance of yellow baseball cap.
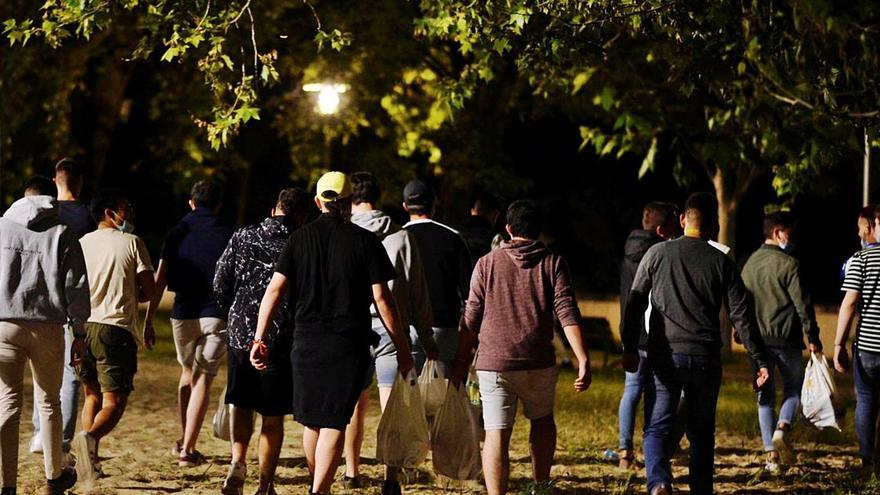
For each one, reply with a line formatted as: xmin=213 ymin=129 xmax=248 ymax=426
xmin=315 ymin=171 xmax=351 ymax=202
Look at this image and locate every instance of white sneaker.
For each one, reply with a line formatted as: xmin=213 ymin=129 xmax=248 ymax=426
xmin=772 ymin=429 xmax=795 ymax=464
xmin=764 ymin=460 xmax=781 ymax=475
xmin=72 ymin=431 xmax=99 ymax=483
xmin=29 ymin=435 xmax=43 ymax=454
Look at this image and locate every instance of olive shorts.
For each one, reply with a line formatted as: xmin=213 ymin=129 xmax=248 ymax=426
xmin=76 ymin=323 xmax=138 ymax=393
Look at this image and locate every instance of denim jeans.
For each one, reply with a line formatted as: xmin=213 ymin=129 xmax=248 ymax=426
xmin=854 ymin=346 xmax=880 ymax=464
xmin=31 ymin=326 xmax=79 ymax=452
xmin=644 ymin=353 xmax=721 ymax=495
xmin=755 ymin=346 xmax=804 ymax=451
xmin=618 ymin=350 xmax=648 ymax=450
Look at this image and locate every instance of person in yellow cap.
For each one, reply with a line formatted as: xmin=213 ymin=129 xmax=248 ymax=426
xmin=251 ymin=171 xmax=414 ymax=495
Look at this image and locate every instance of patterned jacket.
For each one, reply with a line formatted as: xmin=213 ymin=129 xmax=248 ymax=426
xmin=214 ymin=216 xmax=292 ymax=351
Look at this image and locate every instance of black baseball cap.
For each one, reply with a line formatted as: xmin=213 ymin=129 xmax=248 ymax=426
xmin=403 ymin=179 xmax=435 ymax=207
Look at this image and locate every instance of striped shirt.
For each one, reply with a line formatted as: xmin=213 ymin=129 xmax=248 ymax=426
xmin=842 ymin=245 xmax=880 ymax=353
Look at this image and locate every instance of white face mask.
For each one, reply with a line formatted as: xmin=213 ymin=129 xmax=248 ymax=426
xmin=111 ymin=211 xmax=135 ymax=234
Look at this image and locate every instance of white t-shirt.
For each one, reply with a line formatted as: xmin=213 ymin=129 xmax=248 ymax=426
xmin=80 ymin=228 xmax=154 ymax=337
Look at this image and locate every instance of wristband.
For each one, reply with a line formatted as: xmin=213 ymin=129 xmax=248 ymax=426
xmin=252 ymin=339 xmax=265 ymax=347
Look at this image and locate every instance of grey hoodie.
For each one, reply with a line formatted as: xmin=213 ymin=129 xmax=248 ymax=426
xmin=0 ymin=196 xmax=90 ymax=325
xmin=351 ymin=210 xmax=433 ymax=345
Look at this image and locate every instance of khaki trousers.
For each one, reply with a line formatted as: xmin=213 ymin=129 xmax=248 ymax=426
xmin=0 ymin=321 xmax=65 ymax=486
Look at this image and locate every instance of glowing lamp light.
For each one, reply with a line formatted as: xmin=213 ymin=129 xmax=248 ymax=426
xmin=303 ymin=83 xmax=349 ymax=116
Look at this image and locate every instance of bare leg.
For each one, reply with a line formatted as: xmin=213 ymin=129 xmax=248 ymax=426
xmin=87 ymin=391 xmax=128 ymax=441
xmin=303 ymin=427 xmax=319 ymax=478
xmin=80 ymin=381 xmax=102 ymax=434
xmin=177 ymin=367 xmax=192 ymax=445
xmin=483 ymin=429 xmax=513 ymax=495
xmin=344 ymin=391 xmax=369 ymax=478
xmin=230 ymin=406 xmax=254 ymax=465
xmin=182 ymin=370 xmax=214 ymax=453
xmin=312 ymin=428 xmax=345 ymax=494
xmin=529 ymin=414 xmax=556 ymax=483
xmin=258 ymin=416 xmax=284 ymax=491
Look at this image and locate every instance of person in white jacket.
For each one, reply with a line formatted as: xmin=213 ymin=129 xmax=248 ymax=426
xmin=345 ymin=171 xmax=437 ymax=495
xmin=0 ymin=181 xmax=89 ymax=495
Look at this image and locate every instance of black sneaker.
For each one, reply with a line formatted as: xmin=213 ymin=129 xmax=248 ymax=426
xmin=381 ymin=480 xmax=402 ymax=495
xmin=45 ymin=467 xmax=77 ymax=495
xmin=342 ymin=475 xmax=360 ymax=489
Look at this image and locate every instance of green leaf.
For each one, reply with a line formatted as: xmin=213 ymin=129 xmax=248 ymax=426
xmin=638 ymin=138 xmax=658 ymax=178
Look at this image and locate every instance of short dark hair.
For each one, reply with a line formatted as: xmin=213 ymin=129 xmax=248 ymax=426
xmin=190 ymin=180 xmax=223 ymax=209
xmin=642 ymin=202 xmax=678 ymax=232
xmin=472 ymin=191 xmax=501 ymax=216
xmin=763 ymin=211 xmax=795 ymax=239
xmin=351 ymin=172 xmax=381 ymax=205
xmin=506 ymin=199 xmax=544 ymax=239
xmin=90 ymin=188 xmax=128 ymax=223
xmin=684 ymin=192 xmax=718 ymax=228
xmin=863 ymin=204 xmax=879 ymax=226
xmin=54 ymin=158 xmax=84 ymax=188
xmin=276 ymin=187 xmax=312 ymax=223
xmin=24 ymin=176 xmax=56 ymax=197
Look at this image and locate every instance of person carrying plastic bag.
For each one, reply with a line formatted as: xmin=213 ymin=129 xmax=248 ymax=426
xmin=450 ymin=200 xmax=592 ymax=495
xmin=376 ymin=371 xmax=431 ymax=470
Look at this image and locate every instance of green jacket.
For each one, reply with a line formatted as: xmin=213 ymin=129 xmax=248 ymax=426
xmin=741 ymin=244 xmax=820 ymax=349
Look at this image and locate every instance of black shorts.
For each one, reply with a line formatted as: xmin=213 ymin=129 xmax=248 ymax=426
xmin=225 ymin=343 xmax=293 ymax=417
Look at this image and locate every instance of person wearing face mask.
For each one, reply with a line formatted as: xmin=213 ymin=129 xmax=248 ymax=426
xmin=73 ymin=189 xmax=156 ymax=483
xmin=741 ymin=211 xmax=821 ymax=475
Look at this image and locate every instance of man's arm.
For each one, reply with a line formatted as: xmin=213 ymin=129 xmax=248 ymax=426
xmin=725 ymin=265 xmax=770 ymax=387
xmin=450 ymin=261 xmax=485 ymax=385
xmin=62 ymin=232 xmax=91 ymax=327
xmin=786 ymin=260 xmax=821 ymax=351
xmin=551 ymin=257 xmax=592 ymax=391
xmin=213 ymin=235 xmax=238 ymax=317
xmin=834 ymin=290 xmax=859 ymax=372
xmin=622 ymin=251 xmax=654 ymax=370
xmin=373 ymin=282 xmax=414 ymax=376
xmin=456 ymin=235 xmax=475 ymax=307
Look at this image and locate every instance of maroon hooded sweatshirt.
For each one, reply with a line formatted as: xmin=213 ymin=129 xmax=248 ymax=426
xmin=462 ymin=239 xmax=581 ymax=371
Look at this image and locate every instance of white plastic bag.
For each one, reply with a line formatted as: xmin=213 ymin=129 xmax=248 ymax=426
xmin=419 ymin=360 xmax=447 ymax=417
xmin=376 ymin=371 xmax=431 ymax=468
xmin=212 ymin=386 xmax=231 ymax=441
xmin=801 ymin=353 xmax=840 ymax=430
xmin=431 ymin=384 xmax=482 ymax=480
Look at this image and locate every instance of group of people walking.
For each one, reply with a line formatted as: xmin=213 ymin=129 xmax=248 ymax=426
xmin=0 ymin=157 xmax=876 ymax=495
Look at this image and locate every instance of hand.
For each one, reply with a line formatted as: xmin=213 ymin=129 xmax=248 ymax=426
xmin=250 ymin=341 xmax=269 ymax=371
xmin=755 ymin=367 xmax=770 ymax=389
xmin=70 ymin=337 xmax=86 ymax=367
xmin=622 ymin=352 xmax=640 ymax=373
xmin=422 ymin=336 xmax=440 ymax=361
xmin=396 ymin=349 xmax=415 ymax=378
xmin=834 ymin=345 xmax=849 ymax=373
xmin=143 ymin=322 xmax=156 ymax=351
xmin=449 ymin=359 xmax=469 ymax=388
xmin=574 ymin=360 xmax=592 ymax=392
xmin=808 ymin=342 xmax=822 ymax=354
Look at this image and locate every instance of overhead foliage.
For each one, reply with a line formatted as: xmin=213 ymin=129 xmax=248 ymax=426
xmin=4 ymin=0 xmax=880 ymax=229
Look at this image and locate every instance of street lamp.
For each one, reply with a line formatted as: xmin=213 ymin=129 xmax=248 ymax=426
xmin=303 ymin=83 xmax=349 ymax=115
xmin=303 ymin=82 xmax=350 ymax=168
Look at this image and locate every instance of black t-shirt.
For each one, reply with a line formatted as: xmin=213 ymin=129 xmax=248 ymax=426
xmin=404 ymin=219 xmax=473 ymax=327
xmin=275 ymin=214 xmax=397 ymax=334
xmin=58 ymin=200 xmax=96 ymax=238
